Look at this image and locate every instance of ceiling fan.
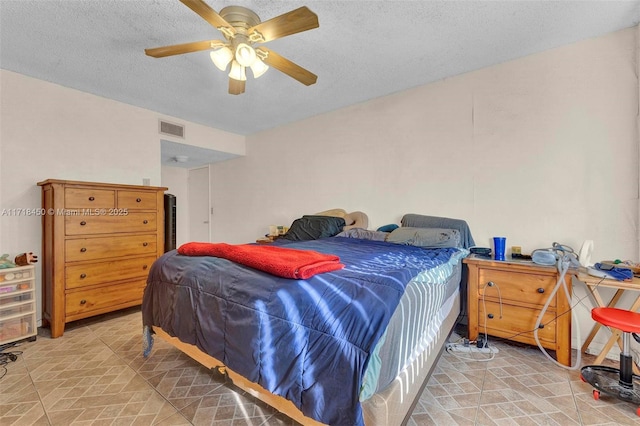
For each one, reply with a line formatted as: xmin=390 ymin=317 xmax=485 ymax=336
xmin=145 ymin=0 xmax=319 ymax=95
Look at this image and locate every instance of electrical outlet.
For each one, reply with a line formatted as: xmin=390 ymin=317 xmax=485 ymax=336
xmin=477 ymin=335 xmax=487 ymax=348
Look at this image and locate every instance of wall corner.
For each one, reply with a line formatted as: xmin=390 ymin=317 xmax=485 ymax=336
xmin=636 ymin=23 xmax=640 ymax=261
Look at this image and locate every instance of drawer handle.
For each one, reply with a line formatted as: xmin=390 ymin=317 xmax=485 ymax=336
xmin=80 ymin=273 xmax=86 ymax=279
xmin=136 ymin=198 xmax=142 ymax=203
xmin=538 ymin=324 xmax=545 ymax=329
xmin=143 ymin=264 xmax=148 ymax=270
xmin=143 ymin=242 xmax=148 ymax=247
xmin=80 ymin=221 xmax=87 ymax=226
xmin=143 ymin=220 xmax=148 ymax=224
xmin=487 ymin=313 xmax=494 ymax=319
xmin=88 ymin=196 xmax=95 ymax=201
xmin=80 ymin=247 xmax=87 ymax=252
xmin=537 ymin=288 xmax=545 ymax=294
xmin=80 ymin=299 xmax=87 ymax=305
xmin=487 ymin=281 xmax=495 ymax=287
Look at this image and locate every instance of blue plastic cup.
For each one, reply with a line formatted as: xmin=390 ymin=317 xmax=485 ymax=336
xmin=493 ymin=237 xmax=506 ymax=261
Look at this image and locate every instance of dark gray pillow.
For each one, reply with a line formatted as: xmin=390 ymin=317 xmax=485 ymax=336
xmin=281 ymin=215 xmax=346 ymax=241
xmin=386 ymin=227 xmax=461 ymax=248
xmin=400 ymin=214 xmax=475 ymax=248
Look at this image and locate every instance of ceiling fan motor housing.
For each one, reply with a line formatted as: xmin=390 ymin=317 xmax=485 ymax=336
xmin=219 ymin=6 xmax=261 ymax=36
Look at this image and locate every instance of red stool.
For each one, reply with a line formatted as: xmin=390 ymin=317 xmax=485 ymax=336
xmin=580 ymin=307 xmax=640 ymax=416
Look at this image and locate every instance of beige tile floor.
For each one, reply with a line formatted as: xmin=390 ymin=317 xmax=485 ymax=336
xmin=1 ymin=307 xmax=639 ymax=425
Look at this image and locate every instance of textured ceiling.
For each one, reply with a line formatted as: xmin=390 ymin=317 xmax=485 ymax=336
xmin=1 ymin=0 xmax=639 ymax=137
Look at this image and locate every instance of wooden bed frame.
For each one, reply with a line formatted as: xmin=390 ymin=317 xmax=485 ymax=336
xmin=150 ymin=291 xmax=460 ymax=426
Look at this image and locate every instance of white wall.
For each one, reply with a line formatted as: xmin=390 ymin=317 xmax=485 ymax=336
xmin=209 ymin=28 xmax=639 ymax=355
xmin=0 ymin=70 xmax=245 ymax=323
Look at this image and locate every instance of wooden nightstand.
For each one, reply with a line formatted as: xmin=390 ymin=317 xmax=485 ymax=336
xmin=464 ymin=256 xmax=572 ymax=366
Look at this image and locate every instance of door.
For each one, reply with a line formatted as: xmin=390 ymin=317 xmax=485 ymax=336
xmin=188 ymin=166 xmax=210 ymax=242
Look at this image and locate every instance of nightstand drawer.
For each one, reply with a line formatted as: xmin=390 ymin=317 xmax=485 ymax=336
xmin=479 ymin=300 xmax=557 ymax=344
xmin=478 ymin=269 xmax=557 ymax=307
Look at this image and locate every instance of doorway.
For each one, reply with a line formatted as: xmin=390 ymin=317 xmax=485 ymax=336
xmin=188 ymin=165 xmax=211 ymax=242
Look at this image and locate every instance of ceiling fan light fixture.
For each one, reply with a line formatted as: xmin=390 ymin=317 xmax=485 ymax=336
xmin=210 ymin=46 xmax=233 ymax=71
xmin=145 ymin=2 xmax=319 ymax=94
xmin=250 ymin=58 xmax=269 ymax=78
xmin=229 ymin=60 xmax=247 ymax=81
xmin=235 ymin=43 xmax=256 ymax=67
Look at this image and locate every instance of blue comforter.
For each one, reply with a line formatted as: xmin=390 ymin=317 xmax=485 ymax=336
xmin=142 ymin=237 xmax=460 ymax=425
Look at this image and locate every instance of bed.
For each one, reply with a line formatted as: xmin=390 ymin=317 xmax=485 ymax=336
xmin=141 ymin=213 xmax=474 ymax=425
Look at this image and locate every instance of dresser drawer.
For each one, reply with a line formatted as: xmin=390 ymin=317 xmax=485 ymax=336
xmin=478 ymin=300 xmax=557 ymax=344
xmin=478 ymin=269 xmax=557 ymax=307
xmin=65 ymin=212 xmax=157 ymax=235
xmin=65 ymin=188 xmax=115 ymax=209
xmin=65 ymin=255 xmax=156 ymax=289
xmin=66 ymin=279 xmax=146 ymax=317
xmin=65 ymin=234 xmax=157 ymax=262
xmin=117 ymin=190 xmax=157 ymax=210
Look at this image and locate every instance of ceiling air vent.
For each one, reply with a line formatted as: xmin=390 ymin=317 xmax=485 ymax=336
xmin=159 ymin=120 xmax=185 ymax=138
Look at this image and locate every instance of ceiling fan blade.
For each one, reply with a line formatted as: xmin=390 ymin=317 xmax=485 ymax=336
xmin=145 ymin=40 xmax=225 ymax=58
xmin=180 ymin=0 xmax=236 ymax=35
xmin=258 ymin=47 xmax=317 ymax=86
xmin=229 ymin=78 xmax=245 ymax=95
xmin=248 ymin=6 xmax=318 ymax=43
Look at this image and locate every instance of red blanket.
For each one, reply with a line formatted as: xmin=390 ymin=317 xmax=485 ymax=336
xmin=177 ymin=242 xmax=344 ymax=279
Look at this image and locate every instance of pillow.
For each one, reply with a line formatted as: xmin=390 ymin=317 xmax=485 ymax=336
xmin=377 ymin=224 xmax=399 ymax=233
xmin=315 ymin=208 xmax=348 ymax=218
xmin=281 ymin=215 xmax=346 ymax=241
xmin=386 ymin=227 xmax=461 ymax=248
xmin=400 ymin=214 xmax=475 ymax=248
xmin=342 ymin=211 xmax=368 ymax=231
xmin=336 ymin=228 xmax=388 ymax=241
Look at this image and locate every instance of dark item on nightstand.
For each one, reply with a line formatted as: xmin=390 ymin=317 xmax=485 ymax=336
xmin=580 ymin=307 xmax=640 ymax=417
xmin=511 ymin=253 xmax=532 ymax=260
xmin=469 ymin=247 xmax=491 ymax=258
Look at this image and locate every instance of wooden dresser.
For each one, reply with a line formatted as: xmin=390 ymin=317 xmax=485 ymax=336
xmin=38 ymin=179 xmax=167 ymax=337
xmin=464 ymin=256 xmax=572 ymax=366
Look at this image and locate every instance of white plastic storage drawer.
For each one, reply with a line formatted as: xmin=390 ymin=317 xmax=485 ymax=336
xmin=0 ymin=265 xmax=37 ymax=345
xmin=0 ymin=301 xmax=35 ymax=319
xmin=0 ymin=279 xmax=34 ymax=296
xmin=0 ymin=266 xmax=33 ymax=283
xmin=0 ymin=313 xmax=35 ymax=343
